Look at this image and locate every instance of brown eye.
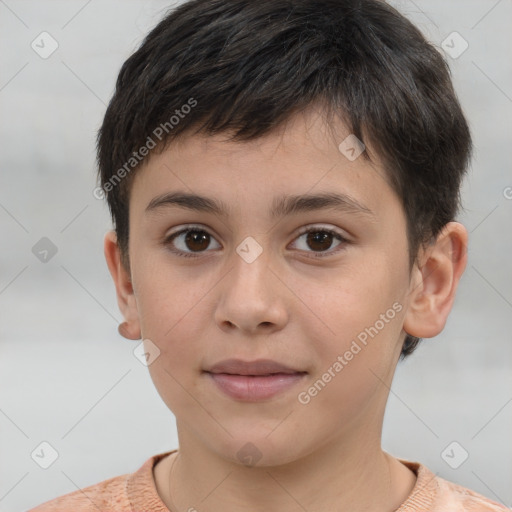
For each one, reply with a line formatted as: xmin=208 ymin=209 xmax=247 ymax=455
xmin=165 ymin=227 xmax=221 ymax=257
xmin=184 ymin=230 xmax=210 ymax=251
xmin=291 ymin=227 xmax=347 ymax=257
xmin=305 ymin=231 xmax=335 ymax=252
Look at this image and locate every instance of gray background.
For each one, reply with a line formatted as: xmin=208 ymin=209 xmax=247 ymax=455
xmin=0 ymin=1 xmax=511 ymax=510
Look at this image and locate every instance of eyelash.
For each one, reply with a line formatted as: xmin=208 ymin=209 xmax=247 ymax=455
xmin=163 ymin=225 xmax=349 ymax=259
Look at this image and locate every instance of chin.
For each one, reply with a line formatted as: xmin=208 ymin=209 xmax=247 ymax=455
xmin=207 ymin=433 xmax=311 ymax=469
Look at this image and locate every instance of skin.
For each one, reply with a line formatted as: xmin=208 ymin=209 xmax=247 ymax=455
xmin=104 ymin=104 xmax=468 ymax=512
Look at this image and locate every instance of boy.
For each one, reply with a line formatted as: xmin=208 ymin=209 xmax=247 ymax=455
xmin=29 ymin=0 xmax=509 ymax=510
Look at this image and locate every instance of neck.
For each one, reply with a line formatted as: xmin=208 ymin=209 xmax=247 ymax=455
xmin=155 ymin=425 xmax=416 ymax=512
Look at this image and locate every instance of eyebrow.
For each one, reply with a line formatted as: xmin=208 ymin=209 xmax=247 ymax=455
xmin=145 ymin=191 xmax=374 ymax=219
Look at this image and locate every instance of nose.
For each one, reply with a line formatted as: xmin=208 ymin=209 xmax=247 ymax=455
xmin=214 ymin=246 xmax=289 ymax=335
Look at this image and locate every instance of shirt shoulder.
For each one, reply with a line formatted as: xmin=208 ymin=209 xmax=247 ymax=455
xmin=26 ymin=450 xmax=175 ymax=512
xmin=433 ymin=474 xmax=510 ymax=512
xmin=26 ymin=472 xmax=131 ymax=512
xmin=397 ymin=459 xmax=510 ymax=512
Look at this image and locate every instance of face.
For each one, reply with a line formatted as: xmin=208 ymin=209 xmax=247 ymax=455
xmin=122 ymin=106 xmax=415 ymax=466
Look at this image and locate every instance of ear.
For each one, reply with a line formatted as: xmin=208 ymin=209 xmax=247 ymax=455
xmin=103 ymin=230 xmax=141 ymax=340
xmin=403 ymin=222 xmax=468 ymax=338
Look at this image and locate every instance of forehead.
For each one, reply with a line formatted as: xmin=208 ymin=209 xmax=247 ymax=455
xmin=129 ymin=106 xmax=398 ymax=221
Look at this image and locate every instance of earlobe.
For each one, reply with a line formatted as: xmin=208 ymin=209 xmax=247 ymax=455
xmin=403 ymin=222 xmax=468 ymax=339
xmin=118 ymin=321 xmax=141 ymax=340
xmin=103 ymin=230 xmax=142 ymax=340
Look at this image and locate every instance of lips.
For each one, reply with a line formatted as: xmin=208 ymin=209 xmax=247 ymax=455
xmin=206 ymin=358 xmax=304 ymax=376
xmin=204 ymin=359 xmax=307 ymax=401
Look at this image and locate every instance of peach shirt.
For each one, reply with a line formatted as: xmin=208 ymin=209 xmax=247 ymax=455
xmin=28 ymin=450 xmax=510 ymax=511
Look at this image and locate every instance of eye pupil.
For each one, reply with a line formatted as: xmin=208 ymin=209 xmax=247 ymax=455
xmin=185 ymin=230 xmax=210 ymax=251
xmin=307 ymin=231 xmax=333 ymax=251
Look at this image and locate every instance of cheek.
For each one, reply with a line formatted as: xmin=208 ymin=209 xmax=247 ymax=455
xmin=139 ymin=290 xmax=206 ymax=369
xmin=133 ymin=261 xmax=210 ymax=387
xmin=295 ymin=308 xmax=404 ymax=428
xmin=133 ymin=253 xmax=208 ymax=338
xmin=143 ymin=310 xmax=207 ymax=418
xmin=299 ymin=259 xmax=402 ymax=331
xmin=296 ymin=258 xmax=407 ymax=372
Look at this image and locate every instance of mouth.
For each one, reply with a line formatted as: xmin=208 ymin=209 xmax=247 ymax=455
xmin=203 ymin=359 xmax=307 ymax=401
xmin=205 ymin=358 xmax=306 ymax=376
